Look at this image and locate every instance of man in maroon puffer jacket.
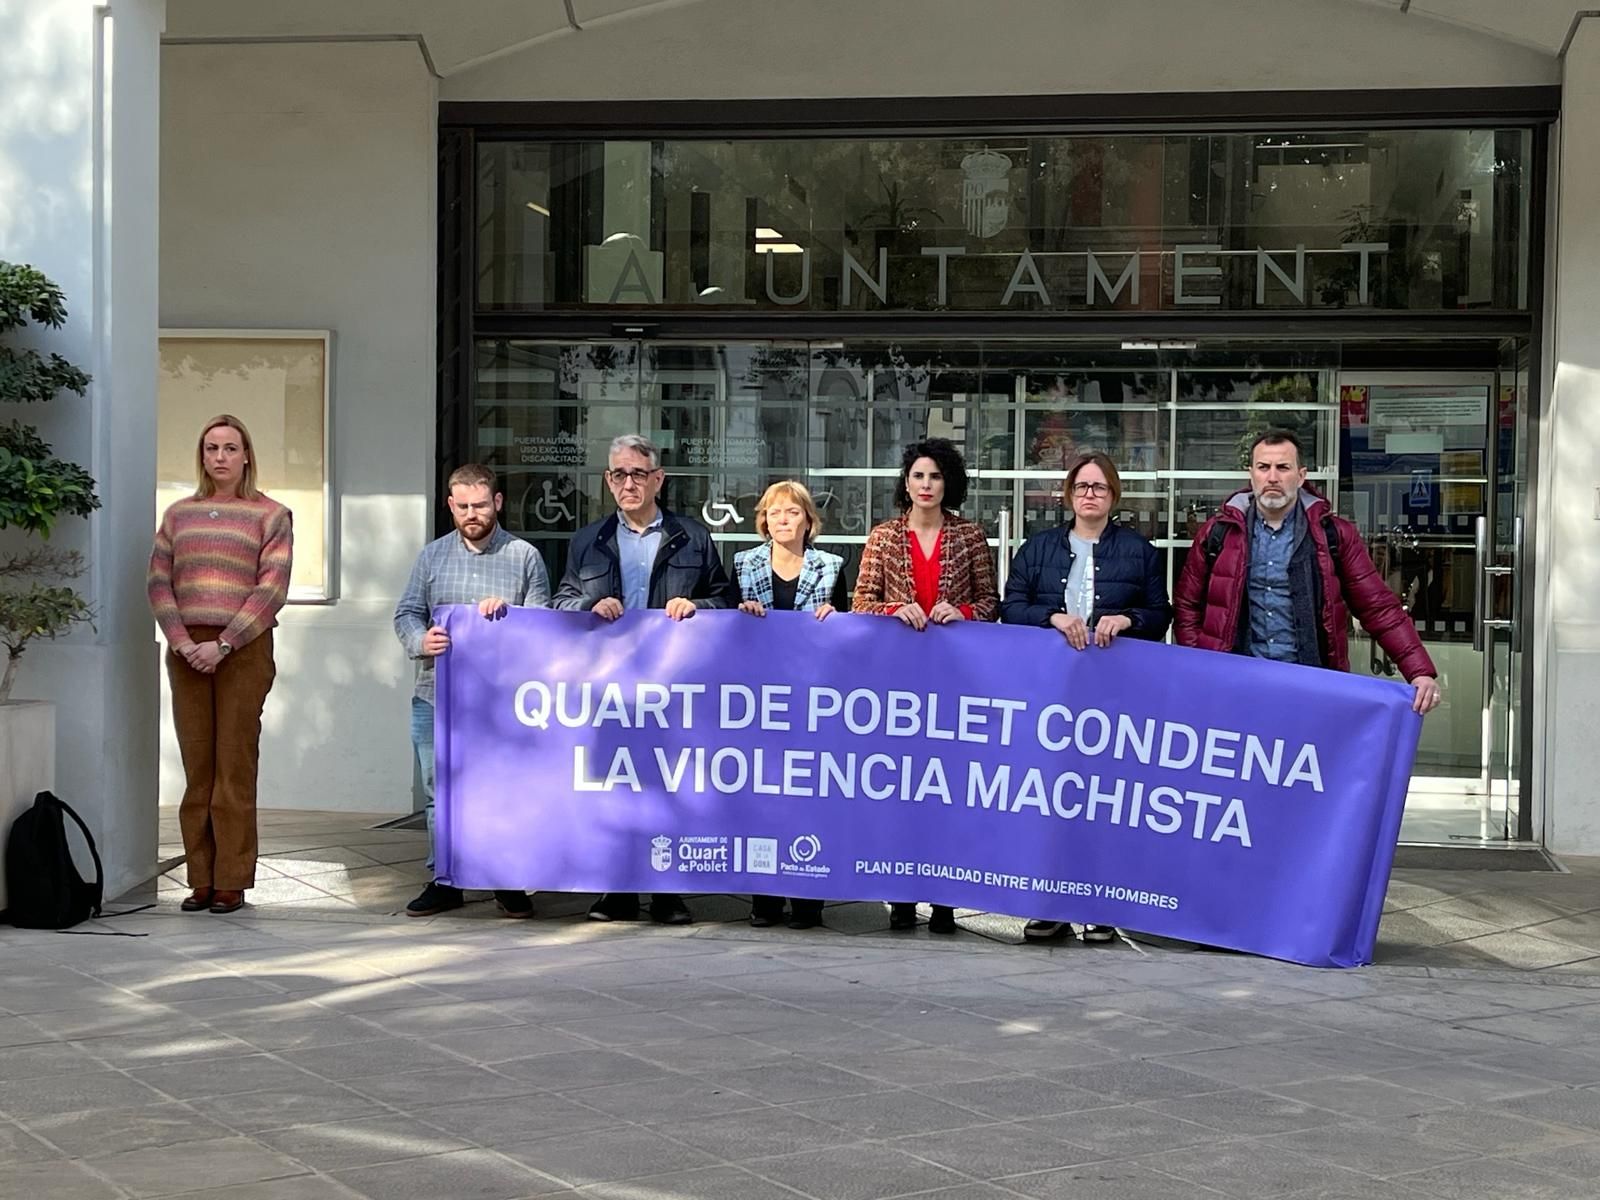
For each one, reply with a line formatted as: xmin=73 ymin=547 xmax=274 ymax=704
xmin=1175 ymin=430 xmax=1441 ymax=715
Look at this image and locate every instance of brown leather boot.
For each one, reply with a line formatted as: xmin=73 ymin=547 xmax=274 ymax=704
xmin=208 ymin=889 xmax=245 ymax=914
xmin=180 ymin=888 xmax=214 ymax=912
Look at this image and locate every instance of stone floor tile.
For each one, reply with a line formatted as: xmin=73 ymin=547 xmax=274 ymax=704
xmin=413 ymin=1091 xmax=612 ymax=1147
xmin=278 ymin=1038 xmax=469 ymax=1081
xmin=1005 ymin=1103 xmax=1216 ymax=1157
xmin=0 ymin=1160 xmax=122 ymax=1200
xmin=1259 ymin=1121 xmax=1477 ymax=1178
xmin=581 ymin=1163 xmax=811 ymax=1200
xmin=421 ymin=1024 xmax=592 ymax=1065
xmin=567 ymin=1072 xmax=769 ymax=1125
xmin=255 ymin=1116 xmax=471 ymax=1171
xmin=998 ymin=1160 xmax=1233 ymax=1200
xmin=197 ymin=1082 xmax=391 ymax=1134
xmin=890 ymin=1119 xmax=1105 ymax=1180
xmin=746 ymin=1143 xmax=968 ymax=1200
xmin=784 ymin=1088 xmax=996 ymax=1139
xmin=0 ymin=1069 xmax=168 ymax=1120
xmin=342 ymin=1064 xmax=542 ymax=1107
xmin=1493 ymin=1085 xmax=1600 ymax=1132
xmin=162 ymin=1175 xmax=368 ymax=1200
xmin=1142 ymin=1089 xmax=1340 ymax=1137
xmin=1390 ymin=1156 xmax=1595 ymax=1200
xmin=1040 ymin=1058 xmax=1227 ymax=1102
xmin=25 ymin=1103 xmax=234 ymax=1159
xmin=1138 ymin=1140 xmax=1369 ymax=1199
xmin=0 ymin=1041 xmax=105 ymax=1081
xmin=131 ymin=1053 xmax=323 ymax=1100
xmin=498 ymin=1124 xmax=720 ymax=1186
xmin=1373 ymin=1061 xmax=1562 ymax=1104
xmin=90 ymin=1135 xmax=309 ymax=1197
xmin=1264 ymin=1075 xmax=1458 ymax=1121
xmin=491 ymin=1048 xmax=673 ymax=1092
xmin=0 ymin=1118 xmax=55 ymax=1166
xmin=630 ymin=1033 xmax=797 ymax=1073
xmin=696 ymin=1059 xmax=891 ymax=1105
xmin=651 ymin=1107 xmax=864 ymax=1162
xmin=913 ymin=1075 xmax=1107 ymax=1121
xmin=821 ymin=1047 xmax=1023 ymax=1088
xmin=331 ymin=1147 xmax=559 ymax=1200
xmin=1377 ymin=1107 xmax=1590 ymax=1155
xmin=1148 ymin=1044 xmax=1334 ymax=1089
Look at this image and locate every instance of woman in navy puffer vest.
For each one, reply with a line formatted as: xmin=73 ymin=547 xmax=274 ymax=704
xmin=1000 ymin=450 xmax=1172 ymax=946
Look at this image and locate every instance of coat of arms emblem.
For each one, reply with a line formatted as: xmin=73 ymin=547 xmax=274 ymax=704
xmin=960 ymin=149 xmax=1013 ymax=239
xmin=650 ymin=835 xmax=674 ymax=872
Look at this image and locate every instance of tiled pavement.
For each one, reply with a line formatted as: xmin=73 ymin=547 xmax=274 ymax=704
xmin=2 ymin=811 xmax=1600 ymax=1199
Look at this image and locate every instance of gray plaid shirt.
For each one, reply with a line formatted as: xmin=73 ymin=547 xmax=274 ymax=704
xmin=394 ymin=525 xmax=550 ymax=703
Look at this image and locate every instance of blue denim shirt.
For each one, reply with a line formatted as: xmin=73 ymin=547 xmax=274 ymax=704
xmin=616 ymin=510 xmax=665 ymax=611
xmin=1247 ymin=504 xmax=1300 ymax=662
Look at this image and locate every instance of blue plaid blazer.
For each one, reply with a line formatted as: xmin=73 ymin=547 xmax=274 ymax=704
xmin=734 ymin=543 xmax=843 ymax=612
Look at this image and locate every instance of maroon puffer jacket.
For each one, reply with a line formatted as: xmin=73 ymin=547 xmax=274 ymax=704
xmin=1173 ymin=487 xmax=1436 ymax=682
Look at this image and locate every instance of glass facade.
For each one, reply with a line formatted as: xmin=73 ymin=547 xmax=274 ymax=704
xmin=452 ymin=116 xmax=1542 ymax=845
xmin=477 ymin=129 xmax=1531 ymax=314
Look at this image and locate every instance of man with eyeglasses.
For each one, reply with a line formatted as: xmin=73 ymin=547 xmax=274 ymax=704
xmin=1175 ymin=429 xmax=1440 ymax=715
xmin=553 ymin=433 xmax=738 ymax=925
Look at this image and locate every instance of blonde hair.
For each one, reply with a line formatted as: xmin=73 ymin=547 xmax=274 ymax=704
xmin=194 ymin=414 xmax=262 ymax=500
xmin=754 ymin=480 xmax=823 ymax=542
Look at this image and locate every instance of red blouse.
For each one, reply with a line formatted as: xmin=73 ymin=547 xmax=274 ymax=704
xmin=888 ymin=530 xmax=974 ymax=620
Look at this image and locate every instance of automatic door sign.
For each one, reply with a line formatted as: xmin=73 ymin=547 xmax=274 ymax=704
xmin=701 ymin=497 xmax=741 ymax=528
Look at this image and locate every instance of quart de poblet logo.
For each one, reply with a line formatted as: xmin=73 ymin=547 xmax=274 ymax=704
xmin=645 ymin=834 xmax=829 ymax=878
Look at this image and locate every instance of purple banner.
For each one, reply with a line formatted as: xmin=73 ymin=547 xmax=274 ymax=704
xmin=435 ymin=607 xmax=1421 ymax=967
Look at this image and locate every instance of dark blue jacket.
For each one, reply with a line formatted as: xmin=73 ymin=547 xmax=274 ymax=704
xmin=1001 ymin=522 xmax=1172 ymax=639
xmin=552 ymin=508 xmax=738 ymax=612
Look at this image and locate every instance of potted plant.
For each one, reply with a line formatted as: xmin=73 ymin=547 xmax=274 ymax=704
xmin=0 ymin=263 xmax=100 ymax=700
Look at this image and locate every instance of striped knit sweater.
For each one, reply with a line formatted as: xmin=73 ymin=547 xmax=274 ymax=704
xmin=147 ymin=495 xmax=294 ymax=650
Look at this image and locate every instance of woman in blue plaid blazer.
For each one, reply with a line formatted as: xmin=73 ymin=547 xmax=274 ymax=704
xmin=733 ymin=481 xmax=846 ymax=930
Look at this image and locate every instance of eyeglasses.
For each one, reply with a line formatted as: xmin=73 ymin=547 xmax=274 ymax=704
xmin=1070 ymin=481 xmax=1111 ymax=496
xmin=606 ymin=467 xmax=658 ymax=485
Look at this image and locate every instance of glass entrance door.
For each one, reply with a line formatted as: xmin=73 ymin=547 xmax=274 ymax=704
xmin=1336 ymin=369 xmax=1525 ymax=842
xmin=472 ymin=336 xmax=1530 ymax=844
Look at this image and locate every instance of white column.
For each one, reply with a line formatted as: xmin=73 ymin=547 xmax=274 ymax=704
xmin=0 ymin=0 xmax=163 ymax=898
xmin=1545 ymin=20 xmax=1600 ymax=855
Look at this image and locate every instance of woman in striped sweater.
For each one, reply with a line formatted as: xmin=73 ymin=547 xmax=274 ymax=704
xmin=148 ymin=414 xmax=293 ymax=914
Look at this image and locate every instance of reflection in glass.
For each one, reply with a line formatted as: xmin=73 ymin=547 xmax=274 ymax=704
xmin=477 ymin=130 xmax=1531 ymax=313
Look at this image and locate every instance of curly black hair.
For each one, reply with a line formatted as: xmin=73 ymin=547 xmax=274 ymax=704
xmin=894 ymin=437 xmax=969 ymax=512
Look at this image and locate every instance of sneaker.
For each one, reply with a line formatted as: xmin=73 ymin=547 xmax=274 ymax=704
xmin=1081 ymin=924 xmax=1117 ymax=944
xmin=495 ymin=890 xmax=535 ymax=919
xmin=649 ymin=894 xmax=694 ymax=925
xmin=927 ymin=905 xmax=958 ymax=935
xmin=406 ymin=881 xmax=464 ymax=917
xmin=587 ymin=893 xmax=640 ymax=922
xmin=1023 ymin=920 xmax=1072 ymax=942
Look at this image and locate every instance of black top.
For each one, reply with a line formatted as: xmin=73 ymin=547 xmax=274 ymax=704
xmin=770 ymin=571 xmax=799 ymax=612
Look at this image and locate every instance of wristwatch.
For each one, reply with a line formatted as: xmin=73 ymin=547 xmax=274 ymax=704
xmin=217 ymin=639 xmax=233 ymax=658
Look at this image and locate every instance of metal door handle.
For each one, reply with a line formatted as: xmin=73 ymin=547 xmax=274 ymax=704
xmin=1472 ymin=515 xmax=1488 ymax=653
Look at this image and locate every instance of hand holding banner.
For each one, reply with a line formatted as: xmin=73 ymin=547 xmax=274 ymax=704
xmin=435 ymin=608 xmax=1420 ymax=967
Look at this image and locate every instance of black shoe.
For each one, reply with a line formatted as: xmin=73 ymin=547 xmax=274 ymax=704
xmin=1081 ymin=924 xmax=1116 ymax=944
xmin=649 ymin=894 xmax=693 ymax=925
xmin=888 ymin=902 xmax=918 ymax=931
xmin=406 ymin=881 xmax=464 ymax=917
xmin=787 ymin=900 xmax=824 ymax=930
xmin=495 ymin=890 xmax=535 ymax=919
xmin=587 ymin=893 xmax=640 ymax=922
xmin=1023 ymin=920 xmax=1073 ymax=943
xmin=750 ymin=897 xmax=786 ymax=928
xmin=928 ymin=904 xmax=957 ymax=935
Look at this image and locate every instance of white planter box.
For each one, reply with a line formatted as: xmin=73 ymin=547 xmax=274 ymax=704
xmin=0 ymin=701 xmax=57 ymax=912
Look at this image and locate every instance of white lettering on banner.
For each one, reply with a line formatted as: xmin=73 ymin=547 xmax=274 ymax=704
xmin=538 ymin=677 xmax=1333 ymax=855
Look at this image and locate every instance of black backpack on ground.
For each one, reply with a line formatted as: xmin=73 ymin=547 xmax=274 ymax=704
xmin=2 ymin=790 xmax=103 ymax=929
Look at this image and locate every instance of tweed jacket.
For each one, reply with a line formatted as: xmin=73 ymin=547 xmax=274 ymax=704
xmin=851 ymin=513 xmax=1000 ymax=621
xmin=734 ymin=543 xmax=845 ymax=612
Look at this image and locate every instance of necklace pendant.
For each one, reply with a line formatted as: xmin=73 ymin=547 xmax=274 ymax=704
xmin=208 ymin=509 xmax=219 ymax=519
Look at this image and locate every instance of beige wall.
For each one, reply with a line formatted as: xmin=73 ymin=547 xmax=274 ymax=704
xmin=160 ymin=40 xmax=436 ymax=814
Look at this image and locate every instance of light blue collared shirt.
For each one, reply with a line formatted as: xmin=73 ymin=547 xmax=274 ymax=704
xmin=1247 ymin=504 xmax=1299 ymax=662
xmin=616 ymin=510 xmax=665 ymax=611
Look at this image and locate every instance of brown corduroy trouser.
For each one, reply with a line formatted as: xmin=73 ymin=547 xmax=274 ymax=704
xmin=167 ymin=626 xmax=276 ymax=890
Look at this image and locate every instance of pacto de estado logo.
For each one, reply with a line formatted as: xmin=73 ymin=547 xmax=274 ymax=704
xmin=789 ymin=834 xmax=821 ymax=864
